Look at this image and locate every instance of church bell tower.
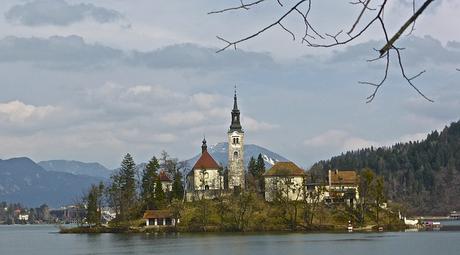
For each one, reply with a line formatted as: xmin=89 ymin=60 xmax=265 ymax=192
xmin=227 ymin=88 xmax=245 ymax=190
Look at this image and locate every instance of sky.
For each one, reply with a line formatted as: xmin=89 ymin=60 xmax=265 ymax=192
xmin=0 ymin=0 xmax=459 ymax=169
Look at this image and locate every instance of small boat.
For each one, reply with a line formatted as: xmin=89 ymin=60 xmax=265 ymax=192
xmin=423 ymin=221 xmax=441 ymax=231
xmin=404 ymin=217 xmax=419 ymax=226
xmin=449 ymin=211 xmax=460 ymax=220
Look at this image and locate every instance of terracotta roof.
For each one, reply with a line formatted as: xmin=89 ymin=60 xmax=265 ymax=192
xmin=143 ymin=210 xmax=173 ymax=219
xmin=192 ymin=150 xmax=220 ymax=170
xmin=264 ymin=162 xmax=305 ymax=177
xmin=329 ymin=170 xmax=358 ymax=185
xmin=158 ymin=171 xmax=172 ymax=182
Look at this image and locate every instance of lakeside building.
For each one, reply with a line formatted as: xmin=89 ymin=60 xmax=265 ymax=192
xmin=186 ymin=138 xmax=224 ymax=201
xmin=158 ymin=171 xmax=173 ymax=192
xmin=185 ymin=90 xmax=245 ymax=200
xmin=143 ymin=210 xmax=179 ymax=227
xmin=264 ymin=162 xmax=306 ymax=202
xmin=324 ymin=169 xmax=359 ymax=206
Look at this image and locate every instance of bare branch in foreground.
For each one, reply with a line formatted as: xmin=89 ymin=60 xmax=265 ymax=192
xmin=208 ymin=0 xmax=266 ymax=14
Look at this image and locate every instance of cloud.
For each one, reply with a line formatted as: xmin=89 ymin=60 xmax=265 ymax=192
xmin=243 ymin=116 xmax=279 ymax=132
xmin=5 ymin=0 xmax=124 ymax=26
xmin=0 ymin=35 xmax=122 ymax=68
xmin=0 ymin=100 xmax=56 ymax=122
xmin=0 ymin=36 xmax=275 ymax=71
xmin=304 ymin=130 xmax=377 ymax=152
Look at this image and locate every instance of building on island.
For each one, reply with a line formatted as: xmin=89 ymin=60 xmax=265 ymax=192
xmin=185 ymin=89 xmax=246 ymax=200
xmin=186 ymin=138 xmax=224 ymax=201
xmin=325 ymin=169 xmax=359 ymax=206
xmin=158 ymin=171 xmax=173 ymax=192
xmin=143 ymin=210 xmax=179 ymax=227
xmin=227 ymin=89 xmax=245 ymax=191
xmin=264 ymin=162 xmax=305 ymax=202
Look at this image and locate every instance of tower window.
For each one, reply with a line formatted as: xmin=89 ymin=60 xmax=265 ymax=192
xmin=233 ymin=151 xmax=239 ymax=159
xmin=233 ymin=137 xmax=239 ymax=144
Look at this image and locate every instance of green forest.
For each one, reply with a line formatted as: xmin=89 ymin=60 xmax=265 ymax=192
xmin=310 ymin=120 xmax=460 ymax=215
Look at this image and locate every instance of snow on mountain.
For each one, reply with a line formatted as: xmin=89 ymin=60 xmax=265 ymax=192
xmin=184 ymin=142 xmax=289 ymax=171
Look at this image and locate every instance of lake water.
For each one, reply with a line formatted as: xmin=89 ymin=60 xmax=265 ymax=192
xmin=1 ymin=223 xmax=460 ymax=255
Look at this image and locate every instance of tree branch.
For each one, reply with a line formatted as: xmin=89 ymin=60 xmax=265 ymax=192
xmin=379 ymin=0 xmax=434 ymax=56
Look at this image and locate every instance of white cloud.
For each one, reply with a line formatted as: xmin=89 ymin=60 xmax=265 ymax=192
xmin=0 ymin=100 xmax=56 ymax=122
xmin=190 ymin=92 xmax=221 ymax=109
xmin=5 ymin=0 xmax=125 ymax=27
xmin=243 ymin=116 xmax=279 ymax=132
xmin=304 ymin=130 xmax=377 ymax=151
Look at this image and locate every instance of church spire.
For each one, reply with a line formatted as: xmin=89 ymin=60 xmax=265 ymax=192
xmin=230 ymin=86 xmax=242 ymax=132
xmin=233 ymin=86 xmax=238 ymax=111
xmin=201 ymin=136 xmax=207 ymax=153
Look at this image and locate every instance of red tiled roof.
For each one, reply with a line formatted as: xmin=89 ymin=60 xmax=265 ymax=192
xmin=329 ymin=170 xmax=358 ymax=185
xmin=158 ymin=171 xmax=171 ymax=182
xmin=192 ymin=150 xmax=220 ymax=170
xmin=143 ymin=210 xmax=173 ymax=219
xmin=264 ymin=162 xmax=305 ymax=177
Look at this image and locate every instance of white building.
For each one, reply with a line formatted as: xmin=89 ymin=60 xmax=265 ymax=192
xmin=186 ymin=138 xmax=224 ymax=201
xmin=158 ymin=171 xmax=173 ymax=192
xmin=264 ymin=162 xmax=306 ymax=202
xmin=227 ymin=90 xmax=245 ymax=191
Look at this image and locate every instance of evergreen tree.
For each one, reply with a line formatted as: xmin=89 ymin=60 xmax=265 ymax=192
xmin=256 ymin=154 xmax=266 ymax=193
xmin=110 ymin=153 xmax=138 ymax=221
xmin=141 ymin=156 xmax=159 ymax=210
xmin=248 ymin=157 xmax=257 ymax=178
xmin=171 ymin=171 xmax=184 ymax=201
xmin=154 ymin=177 xmax=166 ymax=209
xmin=86 ymin=183 xmax=103 ymax=227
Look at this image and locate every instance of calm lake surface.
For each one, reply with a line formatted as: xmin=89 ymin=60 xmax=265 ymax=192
xmin=1 ymin=223 xmax=460 ymax=255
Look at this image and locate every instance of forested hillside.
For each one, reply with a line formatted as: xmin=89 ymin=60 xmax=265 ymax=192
xmin=310 ymin=120 xmax=460 ymax=215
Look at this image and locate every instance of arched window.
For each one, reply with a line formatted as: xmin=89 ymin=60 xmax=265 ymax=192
xmin=233 ymin=151 xmax=239 ymax=159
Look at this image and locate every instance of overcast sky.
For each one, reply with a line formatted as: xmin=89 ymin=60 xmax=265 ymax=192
xmin=0 ymin=0 xmax=459 ymax=169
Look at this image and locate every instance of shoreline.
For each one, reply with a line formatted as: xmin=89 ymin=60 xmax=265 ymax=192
xmin=59 ymin=224 xmax=406 ymax=234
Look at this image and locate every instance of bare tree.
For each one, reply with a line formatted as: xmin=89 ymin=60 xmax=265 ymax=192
xmin=210 ymin=0 xmax=438 ymax=102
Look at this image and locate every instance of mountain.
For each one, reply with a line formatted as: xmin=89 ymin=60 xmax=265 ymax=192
xmin=38 ymin=160 xmax=112 ymax=178
xmin=184 ymin=142 xmax=289 ymax=170
xmin=310 ymin=120 xmax=460 ymax=215
xmin=0 ymin=157 xmax=104 ymax=207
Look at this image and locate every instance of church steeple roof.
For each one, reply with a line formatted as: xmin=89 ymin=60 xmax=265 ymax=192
xmin=230 ymin=87 xmax=243 ymax=132
xmin=193 ymin=139 xmax=220 ymax=170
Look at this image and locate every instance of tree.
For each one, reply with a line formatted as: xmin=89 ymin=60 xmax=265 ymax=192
xmin=141 ymin=156 xmax=160 ymax=210
xmin=171 ymin=171 xmax=184 ymax=201
xmin=210 ymin=0 xmax=439 ymax=102
xmin=85 ymin=182 xmax=104 ymax=227
xmin=109 ymin=153 xmax=138 ymax=222
xmin=372 ymin=176 xmax=386 ymax=226
xmin=247 ymin=156 xmax=258 ymax=190
xmin=256 ymin=154 xmax=266 ymax=193
xmin=302 ymin=183 xmax=326 ymax=227
xmin=359 ymin=168 xmax=375 ymax=225
xmin=154 ymin=177 xmax=166 ymax=209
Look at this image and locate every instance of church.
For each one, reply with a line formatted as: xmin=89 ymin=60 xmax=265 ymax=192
xmin=185 ymin=90 xmax=245 ymax=200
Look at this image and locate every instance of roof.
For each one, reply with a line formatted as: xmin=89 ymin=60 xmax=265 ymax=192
xmin=264 ymin=162 xmax=305 ymax=177
xmin=158 ymin=171 xmax=172 ymax=182
xmin=329 ymin=170 xmax=358 ymax=185
xmin=192 ymin=150 xmax=220 ymax=170
xmin=143 ymin=210 xmax=173 ymax=219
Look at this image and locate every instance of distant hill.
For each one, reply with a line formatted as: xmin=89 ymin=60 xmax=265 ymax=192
xmin=310 ymin=120 xmax=460 ymax=215
xmin=184 ymin=142 xmax=289 ymax=170
xmin=38 ymin=160 xmax=112 ymax=178
xmin=0 ymin=157 xmax=104 ymax=207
